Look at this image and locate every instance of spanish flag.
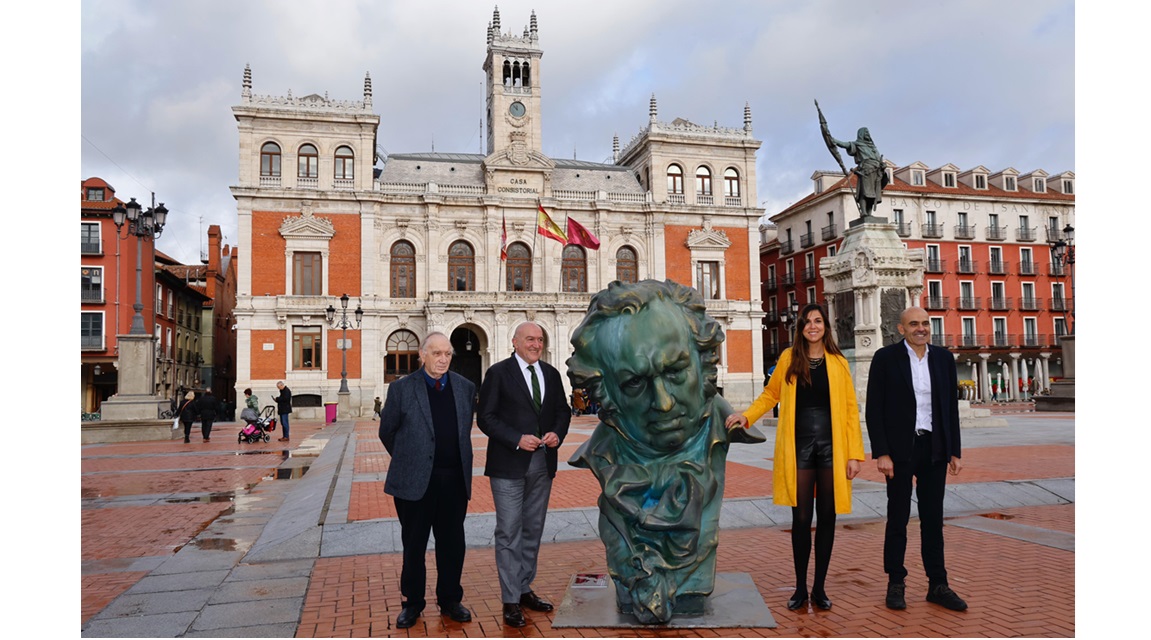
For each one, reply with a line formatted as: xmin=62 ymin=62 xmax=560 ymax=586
xmin=536 ymin=204 xmax=567 ymax=244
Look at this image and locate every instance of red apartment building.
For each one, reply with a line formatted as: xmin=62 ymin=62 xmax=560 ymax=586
xmin=760 ymin=163 xmax=1074 ymax=391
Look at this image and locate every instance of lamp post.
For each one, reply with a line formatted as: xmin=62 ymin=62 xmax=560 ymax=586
xmin=326 ymin=294 xmax=363 ymax=394
xmin=112 ymin=195 xmax=168 ymax=335
xmin=1048 ymin=224 xmax=1075 ymax=335
xmin=780 ymin=299 xmax=801 ymax=345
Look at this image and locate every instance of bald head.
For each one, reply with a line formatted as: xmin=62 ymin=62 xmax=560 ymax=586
xmin=897 ymin=307 xmax=931 ymax=354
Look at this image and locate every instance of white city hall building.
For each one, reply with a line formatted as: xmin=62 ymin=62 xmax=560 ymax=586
xmin=231 ymin=8 xmax=765 ymax=418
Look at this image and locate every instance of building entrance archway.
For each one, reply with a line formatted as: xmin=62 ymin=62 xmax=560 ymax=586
xmin=450 ymin=325 xmax=485 ymax=390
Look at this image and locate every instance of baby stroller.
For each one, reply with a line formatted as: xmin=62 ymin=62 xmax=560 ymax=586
xmin=238 ymin=405 xmax=277 ymax=443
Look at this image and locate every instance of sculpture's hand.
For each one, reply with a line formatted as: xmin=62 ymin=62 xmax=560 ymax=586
xmin=724 ymin=414 xmax=749 ymax=430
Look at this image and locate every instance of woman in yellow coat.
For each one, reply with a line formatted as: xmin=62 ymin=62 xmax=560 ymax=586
xmin=726 ymin=303 xmax=864 ymax=612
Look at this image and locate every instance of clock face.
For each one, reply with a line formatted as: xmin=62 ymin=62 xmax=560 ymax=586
xmin=509 ymin=101 xmax=526 ymax=117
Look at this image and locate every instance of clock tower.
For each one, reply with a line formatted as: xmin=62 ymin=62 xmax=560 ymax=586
xmin=483 ymin=7 xmax=544 ymax=159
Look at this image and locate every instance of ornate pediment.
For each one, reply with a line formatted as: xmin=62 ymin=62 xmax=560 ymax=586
xmin=685 ymin=222 xmax=731 ymax=250
xmin=279 ymin=207 xmax=336 ymax=239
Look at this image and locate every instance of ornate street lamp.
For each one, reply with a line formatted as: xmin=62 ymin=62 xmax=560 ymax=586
xmin=326 ymin=294 xmax=363 ymax=394
xmin=112 ymin=195 xmax=168 ymax=335
xmin=780 ymin=300 xmax=801 ymax=345
xmin=1048 ymin=224 xmax=1075 ymax=334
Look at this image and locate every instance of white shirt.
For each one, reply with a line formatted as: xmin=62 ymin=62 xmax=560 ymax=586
xmin=905 ymin=340 xmax=933 ymax=433
xmin=514 ymin=353 xmax=546 ymax=401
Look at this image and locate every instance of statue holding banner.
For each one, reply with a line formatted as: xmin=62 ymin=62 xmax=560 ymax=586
xmin=816 ymin=100 xmax=889 ymax=218
xmin=567 ymin=279 xmax=765 ymax=624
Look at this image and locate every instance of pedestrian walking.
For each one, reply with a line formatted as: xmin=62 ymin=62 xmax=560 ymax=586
xmin=373 ymin=396 xmax=382 ymax=419
xmin=197 ymin=389 xmax=220 ymax=442
xmin=178 ymin=391 xmax=198 ymax=444
xmin=275 ymin=381 xmax=292 ymax=442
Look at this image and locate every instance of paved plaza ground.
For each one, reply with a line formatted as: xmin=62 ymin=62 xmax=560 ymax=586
xmin=79 ymin=407 xmax=1079 ymax=637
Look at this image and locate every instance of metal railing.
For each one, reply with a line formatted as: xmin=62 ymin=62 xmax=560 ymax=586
xmin=82 ymin=241 xmax=101 ymax=254
xmin=802 ymin=267 xmax=818 ymax=282
xmin=985 ymin=225 xmax=1007 ymax=241
xmin=800 ymin=231 xmax=815 ymax=248
xmin=1050 ymin=297 xmax=1070 ymax=311
xmin=1016 ymin=227 xmax=1037 ymax=242
xmin=988 ymin=260 xmax=1008 ymax=275
xmin=954 ymin=224 xmax=976 ymax=239
xmin=958 ymin=296 xmax=980 ymax=310
xmin=960 ymin=334 xmax=983 ymax=348
xmin=1018 ymin=297 xmax=1041 ymax=311
xmin=821 ymin=224 xmax=837 ymax=241
xmin=957 ymin=259 xmax=978 ymax=274
xmin=780 ymin=240 xmax=794 ymax=255
xmin=925 ymin=258 xmax=945 ymax=273
xmin=896 ymin=222 xmax=912 ymax=237
xmin=930 ymin=335 xmax=952 ymax=347
xmin=1019 ymin=261 xmax=1037 ymax=275
xmin=922 ymin=223 xmax=944 ymax=238
xmin=81 ymin=335 xmax=104 ymax=350
xmin=764 ymin=277 xmax=778 ymax=291
xmin=990 ymin=297 xmax=1011 ymax=311
xmin=925 ymin=296 xmax=949 ymax=310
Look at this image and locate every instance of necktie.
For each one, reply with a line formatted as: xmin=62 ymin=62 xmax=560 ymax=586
xmin=434 ymin=379 xmax=442 ymax=391
xmin=528 ymin=364 xmax=542 ymax=412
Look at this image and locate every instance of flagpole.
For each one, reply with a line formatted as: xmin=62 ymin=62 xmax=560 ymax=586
xmin=533 ymin=202 xmax=540 ymax=293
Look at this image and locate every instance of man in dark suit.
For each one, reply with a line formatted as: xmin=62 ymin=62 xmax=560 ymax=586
xmin=379 ymin=332 xmax=476 ymax=628
xmin=478 ymin=321 xmax=571 ymax=628
xmin=196 ymin=389 xmax=220 ymax=442
xmin=866 ymin=307 xmax=967 ymax=612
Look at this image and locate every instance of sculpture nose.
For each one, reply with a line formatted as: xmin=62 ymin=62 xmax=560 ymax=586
xmin=651 ymin=377 xmax=675 ymax=412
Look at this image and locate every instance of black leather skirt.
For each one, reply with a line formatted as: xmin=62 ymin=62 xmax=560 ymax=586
xmin=795 ymin=407 xmax=833 ymax=469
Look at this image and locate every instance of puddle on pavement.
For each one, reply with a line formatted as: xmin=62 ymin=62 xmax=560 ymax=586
xmin=980 ymin=512 xmax=1016 ymax=520
xmin=265 ymin=466 xmax=310 ymax=480
xmin=165 ymin=491 xmax=236 ymax=504
xmin=190 ymin=538 xmax=238 ymax=551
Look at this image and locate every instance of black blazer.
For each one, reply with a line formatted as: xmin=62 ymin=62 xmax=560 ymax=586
xmin=379 ymin=370 xmax=476 ymax=501
xmin=478 ymin=355 xmax=571 ymax=479
xmin=865 ymin=340 xmax=961 ymax=463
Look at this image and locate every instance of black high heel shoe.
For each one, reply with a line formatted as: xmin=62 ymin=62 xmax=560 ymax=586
xmin=811 ymin=591 xmax=832 ymax=610
xmin=787 ymin=590 xmax=809 ymax=611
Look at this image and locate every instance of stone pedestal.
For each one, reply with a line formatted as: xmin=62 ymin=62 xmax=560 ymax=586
xmin=820 ymin=219 xmax=924 ymax=419
xmin=100 ymin=334 xmax=167 ymax=421
xmin=1036 ymin=335 xmax=1075 ymax=412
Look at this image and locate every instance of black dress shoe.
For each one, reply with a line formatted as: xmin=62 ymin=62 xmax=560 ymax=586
xmin=439 ymin=602 xmax=472 ymax=623
xmin=786 ymin=590 xmax=809 ymax=611
xmin=886 ymin=582 xmax=907 ymax=610
xmin=502 ymin=603 xmax=526 ymax=627
xmin=395 ymin=605 xmax=423 ymax=628
xmin=519 ymin=590 xmax=554 ymax=612
xmin=811 ymin=592 xmax=832 ymax=610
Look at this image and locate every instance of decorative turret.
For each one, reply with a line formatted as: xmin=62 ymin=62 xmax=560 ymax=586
xmin=487 ymin=21 xmax=493 ymax=45
xmin=241 ymin=64 xmax=252 ymax=102
xmin=530 ymin=10 xmax=538 ymax=41
xmin=649 ymin=93 xmax=658 ymax=123
xmin=613 ymin=134 xmax=620 ymax=162
xmin=744 ymin=102 xmax=752 ymax=133
xmin=364 ymin=72 xmax=373 ymax=109
xmin=492 ymin=6 xmax=501 ymax=33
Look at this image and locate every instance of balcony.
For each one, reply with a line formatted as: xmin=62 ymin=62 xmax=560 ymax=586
xmin=1020 ymin=334 xmax=1043 ymax=348
xmin=782 ymin=272 xmax=796 ymax=287
xmin=697 ymin=194 xmax=714 ymax=206
xmin=82 ymin=335 xmax=104 ymax=350
xmin=1016 ymin=226 xmax=1037 ymax=242
xmin=924 ymin=296 xmax=949 ymax=310
xmin=988 ymin=260 xmax=1009 ymax=275
xmin=780 ymin=240 xmax=795 ymax=255
xmin=930 ymin=335 xmax=952 ymax=347
xmin=1050 ymin=297 xmax=1070 ymax=311
xmin=985 ymin=225 xmax=1007 ymax=241
xmin=956 ymin=259 xmax=978 ymax=274
xmin=1019 ymin=260 xmax=1037 ymax=276
xmin=896 ymin=222 xmax=912 ymax=237
xmin=922 ymin=223 xmax=944 ymax=238
xmin=1045 ymin=226 xmax=1066 ymax=242
xmin=81 ymin=288 xmax=103 ymax=303
xmin=82 ymin=241 xmax=101 ymax=255
xmin=954 ymin=224 xmax=976 ymax=239
xmin=333 ymin=178 xmax=354 ymax=190
xmin=990 ymin=296 xmax=1011 ymax=311
xmin=821 ymin=224 xmax=837 ymax=241
xmin=764 ymin=276 xmax=778 ymax=292
xmin=958 ymin=296 xmax=980 ymax=310
xmin=925 ymin=258 xmax=946 ymax=273
xmin=764 ymin=310 xmax=780 ymax=325
xmin=802 ymin=267 xmax=818 ymax=283
xmin=992 ymin=333 xmax=1011 ymax=347
xmin=960 ymin=334 xmax=984 ymax=348
xmin=1048 ymin=262 xmax=1066 ymax=277
xmin=1018 ymin=297 xmax=1041 ymax=311
xmin=260 ymin=175 xmax=282 ymax=188
xmin=667 ymin=193 xmax=686 ymax=205
xmin=724 ymin=196 xmax=742 ymax=207
xmin=800 ymin=231 xmax=815 ymax=248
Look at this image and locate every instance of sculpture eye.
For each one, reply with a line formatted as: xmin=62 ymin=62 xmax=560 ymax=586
xmin=621 ymin=376 xmax=646 ymax=395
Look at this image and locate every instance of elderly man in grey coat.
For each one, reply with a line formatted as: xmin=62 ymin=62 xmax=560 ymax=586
xmin=379 ymin=332 xmax=476 ymax=629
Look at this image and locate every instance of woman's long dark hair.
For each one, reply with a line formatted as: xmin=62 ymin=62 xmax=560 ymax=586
xmin=785 ymin=304 xmax=843 ymax=386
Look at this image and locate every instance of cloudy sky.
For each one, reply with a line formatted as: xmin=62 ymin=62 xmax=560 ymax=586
xmin=77 ymin=0 xmax=1078 ymax=265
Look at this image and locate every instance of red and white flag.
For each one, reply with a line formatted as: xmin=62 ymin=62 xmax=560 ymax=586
xmin=566 ymin=216 xmax=601 ymax=250
xmin=536 ymin=204 xmax=568 ymax=244
xmin=500 ymin=210 xmax=508 ymax=260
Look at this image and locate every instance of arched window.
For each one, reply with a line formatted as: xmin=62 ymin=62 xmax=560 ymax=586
xmin=616 ymin=245 xmax=638 ymax=284
xmin=298 ymin=144 xmax=319 ymax=178
xmin=667 ymin=164 xmax=684 ymax=194
xmin=390 ymin=240 xmax=416 ymax=298
xmin=561 ymin=245 xmax=587 ymax=293
xmin=385 ymin=330 xmax=420 ymax=383
xmin=448 ymin=240 xmax=475 ymax=291
xmin=334 ymin=146 xmax=354 ymax=180
xmin=724 ymin=168 xmax=740 ymax=197
xmin=696 ymin=166 xmax=712 ymax=196
xmin=505 ymin=242 xmax=532 ymax=292
xmin=261 ymin=142 xmax=281 ymax=177
xmin=522 ymin=62 xmax=531 ymax=87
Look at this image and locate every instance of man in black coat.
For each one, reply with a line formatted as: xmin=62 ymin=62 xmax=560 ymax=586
xmin=379 ymin=332 xmax=476 ymax=628
xmin=196 ymin=389 xmax=220 ymax=442
xmin=478 ymin=321 xmax=571 ymax=628
xmin=866 ymin=307 xmax=967 ymax=612
xmin=275 ymin=381 xmax=292 ymax=442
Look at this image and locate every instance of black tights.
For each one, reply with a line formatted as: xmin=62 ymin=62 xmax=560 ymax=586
xmin=791 ymin=467 xmax=836 ymax=597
